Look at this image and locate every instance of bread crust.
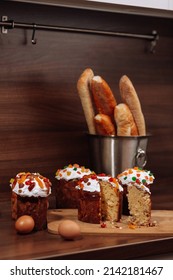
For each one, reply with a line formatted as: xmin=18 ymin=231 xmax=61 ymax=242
xmin=77 ymin=68 xmax=96 ymax=134
xmin=94 ymin=113 xmax=116 ymax=136
xmin=114 ymin=103 xmax=138 ymax=136
xmin=119 ymin=75 xmax=146 ymax=135
xmin=91 ymin=76 xmax=117 ymax=120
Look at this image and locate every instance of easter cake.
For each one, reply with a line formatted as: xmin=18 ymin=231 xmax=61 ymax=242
xmin=117 ymin=167 xmax=155 ymax=226
xmin=10 ymin=172 xmax=52 ymax=230
xmin=76 ymin=173 xmax=123 ymax=224
xmin=55 ymin=164 xmax=93 ymax=208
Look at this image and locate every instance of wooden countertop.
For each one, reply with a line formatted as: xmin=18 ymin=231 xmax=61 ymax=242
xmin=0 ymin=192 xmax=173 ymax=260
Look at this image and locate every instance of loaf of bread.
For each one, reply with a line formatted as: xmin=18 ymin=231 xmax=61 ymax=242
xmin=119 ymin=75 xmax=146 ymax=135
xmin=91 ymin=75 xmax=117 ymax=120
xmin=114 ymin=103 xmax=138 ymax=136
xmin=94 ymin=113 xmax=116 ymax=136
xmin=77 ymin=68 xmax=96 ymax=134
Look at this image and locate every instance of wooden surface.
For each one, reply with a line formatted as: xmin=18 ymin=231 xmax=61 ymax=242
xmin=0 ymin=1 xmax=173 ymax=201
xmin=48 ymin=209 xmax=173 ymax=236
xmin=0 ymin=192 xmax=173 ymax=260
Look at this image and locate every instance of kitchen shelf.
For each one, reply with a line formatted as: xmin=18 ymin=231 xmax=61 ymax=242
xmin=6 ymin=0 xmax=173 ymax=19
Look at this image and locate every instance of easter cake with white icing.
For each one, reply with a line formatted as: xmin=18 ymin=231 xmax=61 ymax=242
xmin=55 ymin=164 xmax=93 ymax=208
xmin=117 ymin=167 xmax=155 ymax=226
xmin=10 ymin=172 xmax=52 ymax=231
xmin=76 ymin=173 xmax=123 ymax=224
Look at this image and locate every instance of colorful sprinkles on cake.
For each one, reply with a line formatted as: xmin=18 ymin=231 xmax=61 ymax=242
xmin=10 ymin=172 xmax=52 ymax=197
xmin=117 ymin=166 xmax=155 ymax=193
xmin=76 ymin=174 xmax=100 ymax=192
xmin=76 ymin=174 xmax=123 ymax=193
xmin=55 ymin=164 xmax=93 ymax=181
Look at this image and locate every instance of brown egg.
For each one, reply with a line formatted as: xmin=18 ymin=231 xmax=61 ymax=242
xmin=15 ymin=215 xmax=35 ymax=234
xmin=58 ymin=220 xmax=81 ymax=240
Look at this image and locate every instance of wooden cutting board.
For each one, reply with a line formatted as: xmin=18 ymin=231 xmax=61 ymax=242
xmin=47 ymin=209 xmax=173 ymax=236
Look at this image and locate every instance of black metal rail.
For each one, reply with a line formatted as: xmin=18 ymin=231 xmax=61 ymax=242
xmin=0 ymin=16 xmax=159 ymax=52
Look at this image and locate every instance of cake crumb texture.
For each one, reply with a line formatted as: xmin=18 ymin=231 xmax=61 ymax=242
xmin=127 ymin=185 xmax=151 ymax=226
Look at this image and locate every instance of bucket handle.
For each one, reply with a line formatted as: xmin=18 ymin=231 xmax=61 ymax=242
xmin=135 ymin=148 xmax=147 ymax=168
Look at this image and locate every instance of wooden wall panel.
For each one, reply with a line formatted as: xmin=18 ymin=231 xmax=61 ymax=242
xmin=0 ymin=1 xmax=173 ymax=209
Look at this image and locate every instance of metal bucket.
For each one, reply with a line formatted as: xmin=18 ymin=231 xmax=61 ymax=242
xmin=87 ymin=134 xmax=149 ymax=177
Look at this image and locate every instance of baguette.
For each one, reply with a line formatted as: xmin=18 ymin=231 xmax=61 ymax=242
xmin=77 ymin=68 xmax=96 ymax=134
xmin=114 ymin=103 xmax=138 ymax=136
xmin=119 ymin=75 xmax=146 ymax=135
xmin=94 ymin=114 xmax=116 ymax=136
xmin=91 ymin=76 xmax=117 ymax=120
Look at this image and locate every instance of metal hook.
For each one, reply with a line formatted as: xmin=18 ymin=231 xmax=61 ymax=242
xmin=149 ymin=30 xmax=159 ymax=53
xmin=31 ymin=23 xmax=37 ymax=44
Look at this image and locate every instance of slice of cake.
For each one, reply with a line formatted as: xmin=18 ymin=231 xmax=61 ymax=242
xmin=76 ymin=174 xmax=123 ymax=224
xmin=117 ymin=167 xmax=155 ymax=226
xmin=98 ymin=174 xmax=123 ymax=222
xmin=10 ymin=172 xmax=52 ymax=231
xmin=55 ymin=163 xmax=93 ymax=208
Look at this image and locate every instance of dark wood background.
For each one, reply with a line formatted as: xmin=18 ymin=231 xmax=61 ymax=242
xmin=0 ymin=1 xmax=173 ymax=209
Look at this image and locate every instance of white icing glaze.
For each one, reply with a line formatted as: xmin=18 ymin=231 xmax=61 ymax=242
xmin=55 ymin=164 xmax=92 ymax=181
xmin=76 ymin=177 xmax=100 ymax=192
xmin=11 ymin=172 xmax=51 ymax=197
xmin=117 ymin=167 xmax=155 ymax=193
xmin=76 ymin=174 xmax=123 ymax=193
